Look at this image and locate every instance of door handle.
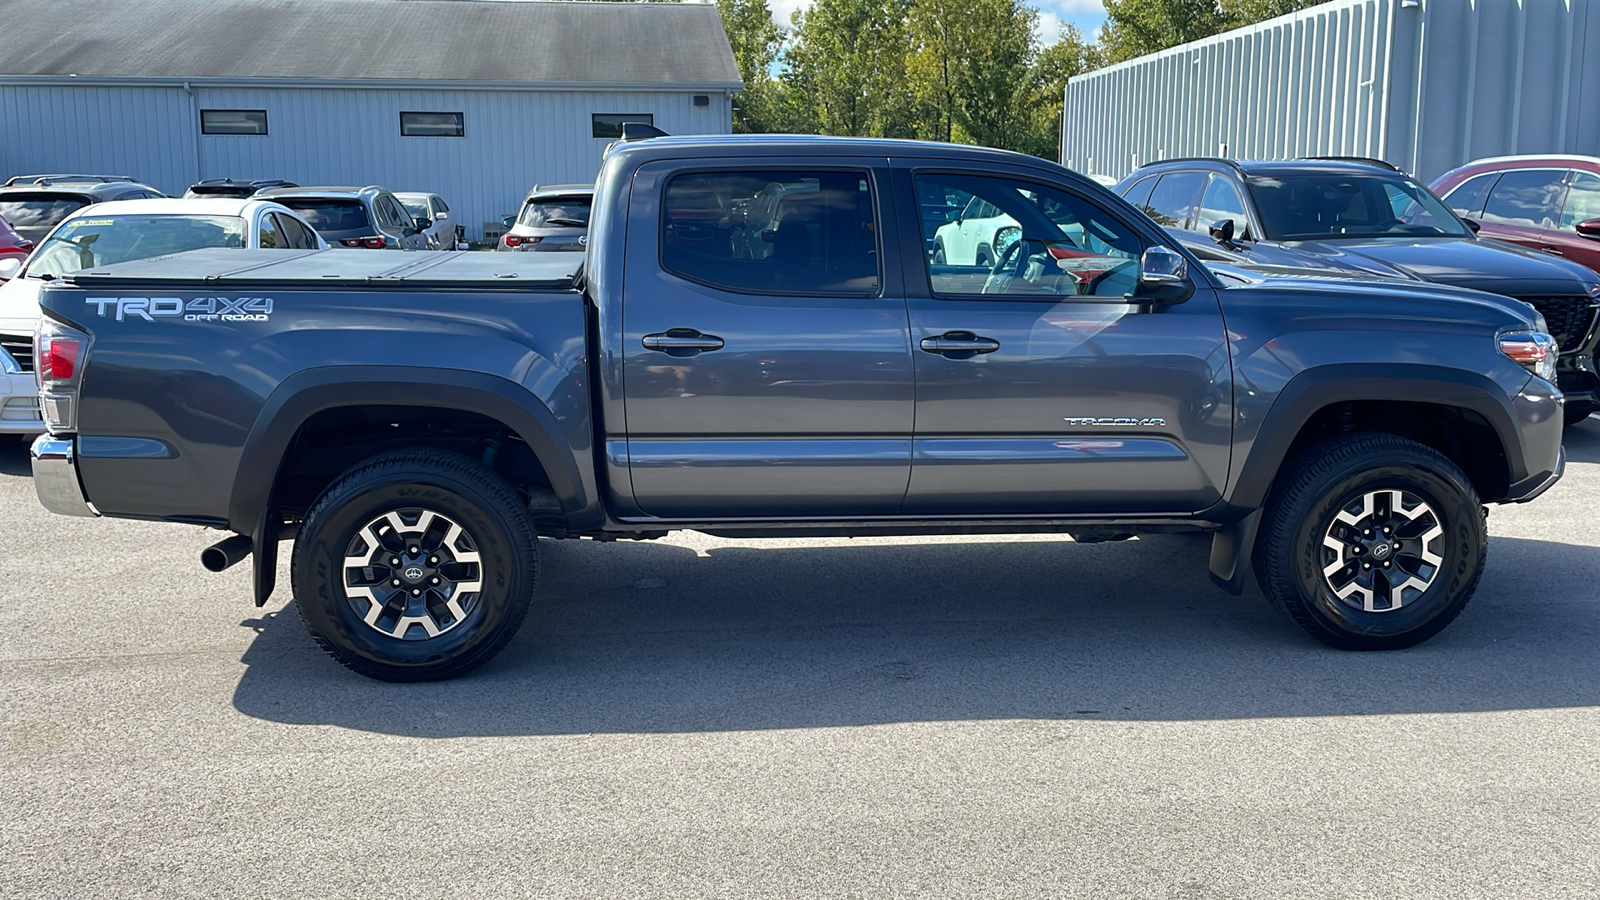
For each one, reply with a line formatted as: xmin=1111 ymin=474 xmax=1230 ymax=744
xmin=642 ymin=328 xmax=725 ymax=356
xmin=920 ymin=331 xmax=1000 ymax=357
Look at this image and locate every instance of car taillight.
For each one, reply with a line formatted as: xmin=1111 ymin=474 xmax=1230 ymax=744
xmin=340 ymin=237 xmax=387 ymax=249
xmin=36 ymin=319 xmax=89 ymax=432
xmin=504 ymin=235 xmax=539 ymax=248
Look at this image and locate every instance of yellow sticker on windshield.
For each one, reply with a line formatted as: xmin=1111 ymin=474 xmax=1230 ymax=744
xmin=74 ymin=219 xmax=114 ymax=227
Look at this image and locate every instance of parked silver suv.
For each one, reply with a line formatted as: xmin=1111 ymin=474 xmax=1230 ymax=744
xmin=256 ymin=186 xmax=430 ymax=250
xmin=498 ymin=185 xmax=592 ymax=252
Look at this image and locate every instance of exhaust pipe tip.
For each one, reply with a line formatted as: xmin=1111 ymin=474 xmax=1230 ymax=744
xmin=202 ymin=534 xmax=253 ymax=573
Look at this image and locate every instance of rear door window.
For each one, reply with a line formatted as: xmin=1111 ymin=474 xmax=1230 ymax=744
xmin=1441 ymin=172 xmax=1497 ymax=217
xmin=1559 ymin=171 xmax=1600 ymax=229
xmin=1144 ymin=172 xmax=1207 ymax=230
xmin=1120 ymin=175 xmax=1158 ymax=213
xmin=257 ymin=213 xmax=282 ymax=248
xmin=1482 ymin=169 xmax=1569 ymax=228
xmin=661 ymin=170 xmax=879 ymax=296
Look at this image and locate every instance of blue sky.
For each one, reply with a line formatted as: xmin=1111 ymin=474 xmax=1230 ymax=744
xmin=766 ymin=0 xmax=1108 ymax=45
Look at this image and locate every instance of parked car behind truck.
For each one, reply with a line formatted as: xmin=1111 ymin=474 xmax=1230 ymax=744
xmin=31 ymin=136 xmax=1564 ymax=681
xmin=1431 ymin=154 xmax=1600 ymax=276
xmin=1116 ymin=158 xmax=1600 ymax=423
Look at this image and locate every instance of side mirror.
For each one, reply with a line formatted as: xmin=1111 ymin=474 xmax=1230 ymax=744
xmin=1208 ymin=217 xmax=1236 ymax=246
xmin=435 ymin=211 xmax=449 ymax=221
xmin=1133 ymin=246 xmax=1193 ymax=305
xmin=1464 ymin=218 xmax=1482 ymax=234
xmin=413 ymin=218 xmax=432 ymax=232
xmin=0 ymin=258 xmax=20 ymax=280
xmin=1576 ymin=218 xmax=1600 ymax=239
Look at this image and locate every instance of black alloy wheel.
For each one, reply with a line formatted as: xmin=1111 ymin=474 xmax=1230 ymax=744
xmin=1255 ymin=433 xmax=1486 ymax=650
xmin=292 ymin=449 xmax=538 ymax=681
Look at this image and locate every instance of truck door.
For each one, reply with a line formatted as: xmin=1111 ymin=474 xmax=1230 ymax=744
xmin=895 ymin=164 xmax=1232 ymax=514
xmin=620 ymin=159 xmax=914 ymax=517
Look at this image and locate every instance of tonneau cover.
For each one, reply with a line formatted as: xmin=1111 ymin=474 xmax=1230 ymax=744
xmin=57 ymin=248 xmax=583 ymax=290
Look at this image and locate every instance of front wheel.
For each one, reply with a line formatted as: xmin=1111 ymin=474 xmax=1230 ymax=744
xmin=1254 ymin=433 xmax=1486 ymax=651
xmin=292 ymin=449 xmax=538 ymax=681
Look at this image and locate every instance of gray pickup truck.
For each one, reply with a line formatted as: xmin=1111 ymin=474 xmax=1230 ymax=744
xmin=30 ymin=136 xmax=1565 ymax=680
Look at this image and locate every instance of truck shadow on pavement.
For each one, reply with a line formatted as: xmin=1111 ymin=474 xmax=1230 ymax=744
xmin=231 ymin=531 xmax=1600 ymax=736
xmin=0 ymin=445 xmax=32 ymax=477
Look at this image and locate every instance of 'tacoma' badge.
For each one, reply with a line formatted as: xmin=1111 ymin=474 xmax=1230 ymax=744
xmin=1063 ymin=417 xmax=1167 ymax=427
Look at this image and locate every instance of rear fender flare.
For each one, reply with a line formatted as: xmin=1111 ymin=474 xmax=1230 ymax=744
xmin=227 ymin=366 xmax=587 ymax=530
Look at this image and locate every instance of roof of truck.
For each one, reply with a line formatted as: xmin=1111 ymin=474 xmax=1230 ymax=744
xmin=55 ymin=247 xmax=583 ymax=289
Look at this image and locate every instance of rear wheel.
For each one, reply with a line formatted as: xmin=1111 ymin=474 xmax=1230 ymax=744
xmin=292 ymin=449 xmax=538 ymax=681
xmin=1254 ymin=433 xmax=1486 ymax=651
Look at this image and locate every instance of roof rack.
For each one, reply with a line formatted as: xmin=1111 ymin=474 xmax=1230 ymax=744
xmin=1132 ymin=157 xmax=1249 ymax=176
xmin=4 ymin=174 xmax=136 ymax=186
xmin=1299 ymin=156 xmax=1403 ymax=172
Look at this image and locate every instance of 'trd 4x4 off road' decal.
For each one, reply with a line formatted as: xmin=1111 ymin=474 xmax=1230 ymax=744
xmin=85 ymin=297 xmax=273 ymax=323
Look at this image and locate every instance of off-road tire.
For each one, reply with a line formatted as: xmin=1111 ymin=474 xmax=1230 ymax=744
xmin=1254 ymin=433 xmax=1486 ymax=651
xmin=292 ymin=449 xmax=538 ymax=681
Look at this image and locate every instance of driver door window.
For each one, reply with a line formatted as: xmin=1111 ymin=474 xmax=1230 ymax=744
xmin=916 ymin=173 xmax=1143 ymax=300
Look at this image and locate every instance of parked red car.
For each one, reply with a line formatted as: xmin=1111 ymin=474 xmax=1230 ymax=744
xmin=0 ymin=214 xmax=32 ymax=282
xmin=1431 ymin=155 xmax=1600 ymax=276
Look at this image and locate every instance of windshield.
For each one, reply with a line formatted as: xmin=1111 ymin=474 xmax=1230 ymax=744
xmin=399 ymin=199 xmax=430 ymax=219
xmin=518 ymin=195 xmax=591 ymax=228
xmin=25 ymin=214 xmax=247 ymax=278
xmin=1248 ymin=173 xmax=1472 ymax=241
xmin=276 ymin=199 xmax=371 ymax=233
xmin=0 ymin=194 xmax=93 ymax=242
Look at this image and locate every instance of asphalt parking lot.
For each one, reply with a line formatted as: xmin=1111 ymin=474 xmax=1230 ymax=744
xmin=3 ymin=431 xmax=1599 ymax=899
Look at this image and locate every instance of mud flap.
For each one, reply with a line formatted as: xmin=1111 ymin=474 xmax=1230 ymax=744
xmin=1208 ymin=509 xmax=1263 ymax=596
xmin=252 ymin=506 xmax=278 ymax=608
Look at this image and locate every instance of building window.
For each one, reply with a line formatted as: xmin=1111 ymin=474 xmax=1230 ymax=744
xmin=592 ymin=113 xmax=653 ymax=139
xmin=400 ymin=112 xmax=464 ymax=137
xmin=200 ymin=110 xmax=267 ymax=135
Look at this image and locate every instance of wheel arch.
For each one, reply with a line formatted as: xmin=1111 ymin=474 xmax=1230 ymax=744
xmin=1226 ymin=364 xmax=1525 ymax=512
xmin=227 ymin=366 xmax=590 ymax=531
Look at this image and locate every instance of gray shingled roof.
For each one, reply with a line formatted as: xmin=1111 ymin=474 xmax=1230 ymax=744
xmin=0 ymin=0 xmax=742 ymax=87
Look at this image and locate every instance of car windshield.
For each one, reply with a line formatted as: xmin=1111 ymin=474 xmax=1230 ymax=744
xmin=1248 ymin=173 xmax=1472 ymax=241
xmin=518 ymin=195 xmax=591 ymax=228
xmin=0 ymin=194 xmax=93 ymax=242
xmin=276 ymin=199 xmax=371 ymax=233
xmin=24 ymin=214 xmax=247 ymax=278
xmin=399 ymin=199 xmax=431 ymax=219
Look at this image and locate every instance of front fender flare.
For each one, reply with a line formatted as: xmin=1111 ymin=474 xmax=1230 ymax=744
xmin=226 ymin=366 xmax=589 ymax=530
xmin=1223 ymin=363 xmax=1525 ymax=513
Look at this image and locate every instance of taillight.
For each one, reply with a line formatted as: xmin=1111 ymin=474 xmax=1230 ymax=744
xmin=504 ymin=235 xmax=539 ymax=248
xmin=340 ymin=237 xmax=387 ymax=249
xmin=44 ymin=337 xmax=81 ymax=382
xmin=36 ymin=319 xmax=89 ymax=432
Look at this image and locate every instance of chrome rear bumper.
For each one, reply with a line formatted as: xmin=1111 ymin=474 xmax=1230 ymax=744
xmin=31 ymin=435 xmax=96 ymax=517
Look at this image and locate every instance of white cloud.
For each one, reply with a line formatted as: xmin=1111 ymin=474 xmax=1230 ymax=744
xmin=770 ymin=0 xmax=810 ymax=26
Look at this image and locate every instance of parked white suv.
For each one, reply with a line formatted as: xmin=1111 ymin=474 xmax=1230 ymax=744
xmin=931 ymin=195 xmax=1019 ymax=266
xmin=0 ymin=197 xmax=326 ymax=446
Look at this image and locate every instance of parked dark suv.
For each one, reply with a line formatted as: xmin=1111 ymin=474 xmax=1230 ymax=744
xmin=256 ymin=186 xmax=429 ymax=250
xmin=1430 ymin=155 xmax=1600 ymax=277
xmin=1115 ymin=158 xmax=1600 ymax=423
xmin=0 ymin=174 xmax=166 ymax=244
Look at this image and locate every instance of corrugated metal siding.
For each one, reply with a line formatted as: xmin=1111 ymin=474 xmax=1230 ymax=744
xmin=1061 ymin=0 xmax=1599 ymax=183
xmin=1 ymin=84 xmax=732 ymax=240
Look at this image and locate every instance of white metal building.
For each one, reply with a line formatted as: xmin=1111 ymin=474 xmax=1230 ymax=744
xmin=1061 ymin=0 xmax=1599 ymax=183
xmin=0 ymin=0 xmax=742 ymax=240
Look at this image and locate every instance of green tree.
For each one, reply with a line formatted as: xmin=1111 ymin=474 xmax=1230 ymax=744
xmin=783 ymin=0 xmax=914 ymax=137
xmin=716 ymin=0 xmax=786 ymax=133
xmin=1019 ymin=23 xmax=1102 ymax=158
xmin=947 ymin=0 xmax=1039 ymax=151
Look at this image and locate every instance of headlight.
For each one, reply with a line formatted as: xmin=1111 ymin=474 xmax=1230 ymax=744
xmin=1498 ymin=330 xmax=1557 ymax=382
